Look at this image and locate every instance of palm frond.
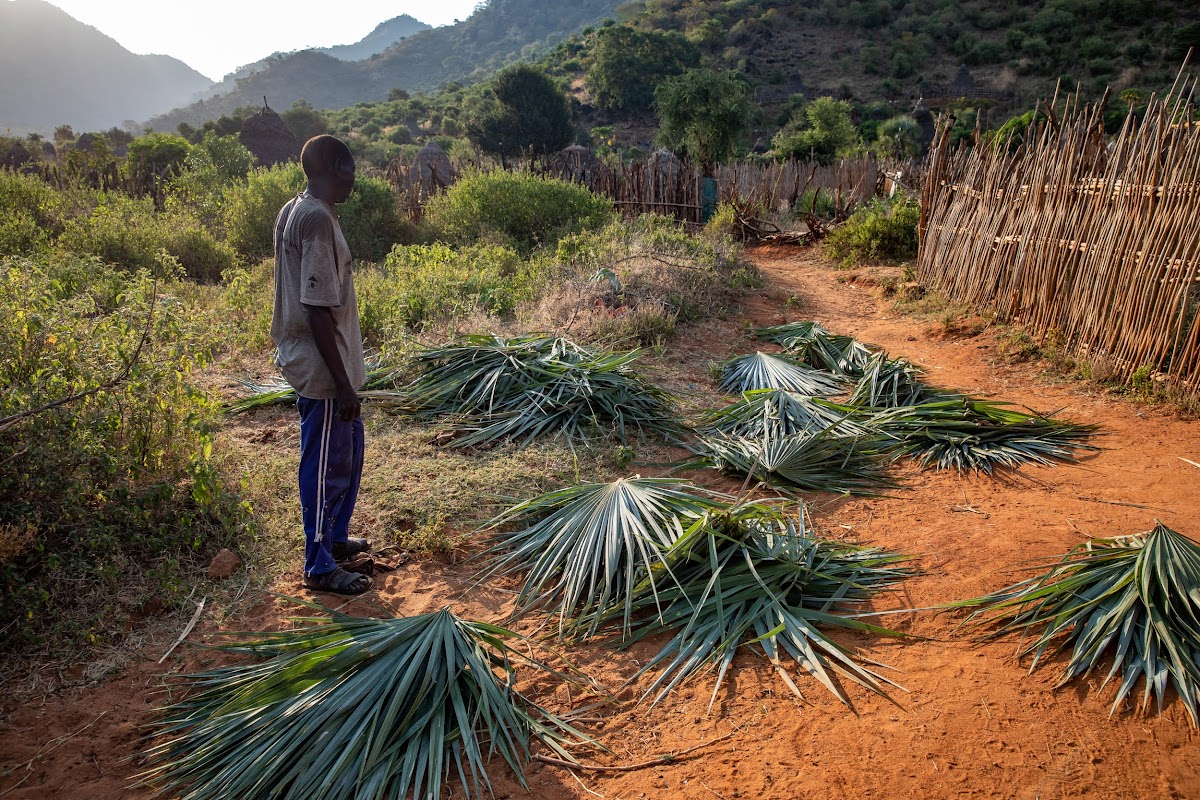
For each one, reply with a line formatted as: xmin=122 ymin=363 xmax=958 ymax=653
xmin=848 ymin=353 xmax=938 ymax=408
xmin=756 ymin=322 xmax=873 ymax=377
xmin=691 ymin=429 xmax=894 ymax=496
xmin=755 ymin=321 xmax=831 ymax=350
xmin=952 ymin=522 xmax=1200 ymax=726
xmin=399 ymin=335 xmax=683 ymax=449
xmin=138 ymin=607 xmax=587 ymax=800
xmin=876 ymin=398 xmax=1099 ymax=473
xmin=700 ymin=389 xmax=869 ymax=439
xmin=225 ymin=358 xmax=404 ymax=415
xmin=613 ymin=503 xmax=912 ymax=709
xmin=717 ymin=352 xmax=845 ymax=396
xmin=475 ymin=478 xmax=725 ymax=638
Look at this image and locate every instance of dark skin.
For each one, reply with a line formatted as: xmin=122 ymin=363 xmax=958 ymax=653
xmin=301 ymin=161 xmax=360 ymax=422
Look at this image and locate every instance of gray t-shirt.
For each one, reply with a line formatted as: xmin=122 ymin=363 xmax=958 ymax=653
xmin=270 ymin=192 xmax=366 ymax=400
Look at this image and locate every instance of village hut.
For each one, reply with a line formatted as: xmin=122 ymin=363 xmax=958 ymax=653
xmin=551 ymin=143 xmax=599 ymax=182
xmin=240 ymin=101 xmax=299 ymax=167
xmin=1 ymin=140 xmax=31 ymax=169
xmin=410 ymin=141 xmax=454 ymax=192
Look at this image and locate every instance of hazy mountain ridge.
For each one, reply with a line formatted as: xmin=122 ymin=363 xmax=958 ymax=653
xmin=0 ymin=0 xmax=212 ymax=134
xmin=147 ymin=0 xmax=621 ymax=132
xmin=318 ymin=15 xmax=431 ymax=62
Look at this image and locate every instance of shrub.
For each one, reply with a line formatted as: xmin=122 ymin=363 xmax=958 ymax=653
xmin=337 ymin=175 xmax=414 ymax=262
xmin=423 ymin=170 xmax=614 ymax=253
xmin=824 ymin=196 xmax=920 ymax=266
xmin=0 ymin=171 xmax=64 ymax=253
xmin=222 ymin=162 xmax=305 ymax=261
xmin=0 ymin=254 xmax=243 ymax=658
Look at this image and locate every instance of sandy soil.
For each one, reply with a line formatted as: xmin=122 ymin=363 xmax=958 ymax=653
xmin=2 ymin=247 xmax=1198 ymax=800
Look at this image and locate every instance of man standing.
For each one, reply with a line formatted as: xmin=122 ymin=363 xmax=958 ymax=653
xmin=271 ymin=135 xmax=372 ymax=595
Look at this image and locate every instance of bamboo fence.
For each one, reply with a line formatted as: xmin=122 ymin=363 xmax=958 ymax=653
xmin=918 ymin=78 xmax=1200 ymax=398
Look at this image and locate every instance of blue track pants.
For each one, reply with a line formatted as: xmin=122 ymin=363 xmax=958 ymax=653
xmin=297 ymin=396 xmax=364 ymax=577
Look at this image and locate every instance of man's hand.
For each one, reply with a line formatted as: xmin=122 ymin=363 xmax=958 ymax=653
xmin=335 ymin=383 xmax=361 ymax=422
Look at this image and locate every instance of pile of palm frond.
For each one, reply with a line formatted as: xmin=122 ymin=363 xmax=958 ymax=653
xmin=138 ymin=605 xmax=586 ymax=800
xmin=716 ymin=351 xmax=845 ymax=396
xmin=952 ymin=522 xmax=1200 ymax=726
xmin=756 ymin=321 xmax=872 ymax=377
xmin=613 ymin=502 xmax=912 ymax=709
xmin=875 ymin=398 xmax=1099 ymax=473
xmin=398 ymin=334 xmax=682 ymax=449
xmin=700 ymin=389 xmax=868 ymax=439
xmin=688 ymin=428 xmax=893 ymax=495
xmin=225 ymin=360 xmax=404 ymax=415
xmin=474 ymin=477 xmax=724 ymax=638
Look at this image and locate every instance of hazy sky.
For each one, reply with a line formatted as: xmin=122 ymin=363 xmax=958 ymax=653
xmin=37 ymin=0 xmax=483 ymax=81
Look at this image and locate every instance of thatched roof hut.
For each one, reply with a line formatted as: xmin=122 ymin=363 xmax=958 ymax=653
xmin=240 ymin=102 xmax=299 ymax=167
xmin=410 ymin=142 xmax=454 ymax=191
xmin=553 ymin=144 xmax=599 ymax=180
xmin=1 ymin=140 xmax=31 ymax=169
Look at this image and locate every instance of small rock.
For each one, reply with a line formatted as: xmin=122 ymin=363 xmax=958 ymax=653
xmin=207 ymin=548 xmax=241 ymax=580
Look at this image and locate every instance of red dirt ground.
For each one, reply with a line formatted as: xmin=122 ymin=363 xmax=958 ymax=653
xmin=2 ymin=247 xmax=1198 ymax=800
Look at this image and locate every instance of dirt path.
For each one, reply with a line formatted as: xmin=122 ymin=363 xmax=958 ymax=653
xmin=2 ymin=247 xmax=1198 ymax=800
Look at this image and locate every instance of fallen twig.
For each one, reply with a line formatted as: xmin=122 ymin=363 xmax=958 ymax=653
xmin=1075 ymin=495 xmax=1162 ymax=511
xmin=158 ymin=595 xmax=207 ymax=664
xmin=534 ymin=731 xmax=736 ymax=773
xmin=1179 ymin=457 xmax=1200 ymax=470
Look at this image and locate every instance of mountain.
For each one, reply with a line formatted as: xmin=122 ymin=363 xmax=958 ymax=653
xmin=0 ymin=0 xmax=213 ymax=134
xmin=147 ymin=0 xmax=621 ymax=132
xmin=318 ymin=15 xmax=431 ymax=62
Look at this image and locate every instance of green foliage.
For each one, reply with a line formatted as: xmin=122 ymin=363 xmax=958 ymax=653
xmin=824 ymin=196 xmax=920 ymax=266
xmin=654 ymin=68 xmax=753 ymax=173
xmin=874 ymin=115 xmax=921 ymax=159
xmin=423 ymin=170 xmax=613 ymax=252
xmin=367 ymin=242 xmax=541 ymax=335
xmin=281 ymin=99 xmax=330 ymax=144
xmin=0 ymin=171 xmax=63 ymax=253
xmin=126 ymin=132 xmax=191 ymax=179
xmin=336 ymin=174 xmax=413 ymax=262
xmin=466 ymin=64 xmax=575 ymax=159
xmin=586 ymin=26 xmax=700 ymax=111
xmin=0 ymin=254 xmax=241 ymax=653
xmin=170 ymin=131 xmax=257 ymax=224
xmin=773 ymin=97 xmax=861 ymax=164
xmin=221 ymin=162 xmax=305 ymax=261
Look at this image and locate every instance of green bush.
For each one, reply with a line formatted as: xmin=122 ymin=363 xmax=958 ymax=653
xmin=337 ymin=174 xmax=414 ymax=262
xmin=222 ymin=162 xmax=305 ymax=261
xmin=364 ymin=242 xmax=543 ymax=337
xmin=0 ymin=253 xmax=243 ymax=657
xmin=423 ymin=170 xmax=614 ymax=252
xmin=824 ymin=196 xmax=920 ymax=266
xmin=0 ymin=171 xmax=64 ymax=253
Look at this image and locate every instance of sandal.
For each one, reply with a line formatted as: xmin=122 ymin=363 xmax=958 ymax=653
xmin=303 ymin=566 xmax=372 ymax=595
xmin=332 ymin=537 xmax=371 ymax=562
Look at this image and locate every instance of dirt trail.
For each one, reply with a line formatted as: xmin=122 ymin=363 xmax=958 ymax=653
xmin=2 ymin=247 xmax=1198 ymax=800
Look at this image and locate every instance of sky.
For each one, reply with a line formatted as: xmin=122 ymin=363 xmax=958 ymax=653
xmin=36 ymin=0 xmax=484 ymax=81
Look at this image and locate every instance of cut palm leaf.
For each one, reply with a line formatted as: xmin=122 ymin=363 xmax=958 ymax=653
xmin=952 ymin=522 xmax=1200 ymax=727
xmin=225 ymin=359 xmax=404 ymax=415
xmin=700 ymin=389 xmax=869 ymax=440
xmin=613 ymin=503 xmax=913 ymax=709
xmin=876 ymin=398 xmax=1099 ymax=474
xmin=755 ymin=321 xmax=831 ymax=351
xmin=757 ymin=322 xmax=873 ymax=377
xmin=717 ymin=351 xmax=845 ymax=396
xmin=848 ymin=353 xmax=939 ymax=408
xmin=399 ymin=334 xmax=682 ymax=449
xmin=692 ymin=429 xmax=894 ymax=496
xmin=475 ymin=477 xmax=725 ymax=638
xmin=138 ymin=606 xmax=588 ymax=800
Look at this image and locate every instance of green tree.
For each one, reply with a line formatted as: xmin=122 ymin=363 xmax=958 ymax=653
xmin=874 ymin=116 xmax=920 ymax=159
xmin=126 ymin=132 xmax=192 ymax=178
xmin=653 ymin=69 xmax=753 ymax=175
xmin=467 ymin=64 xmax=574 ymax=160
xmin=281 ymin=99 xmax=329 ymax=144
xmin=772 ymin=97 xmax=860 ymax=164
xmin=586 ymin=26 xmax=700 ymax=111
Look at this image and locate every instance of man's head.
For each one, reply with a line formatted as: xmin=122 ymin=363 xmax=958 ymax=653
xmin=301 ymin=135 xmax=355 ymax=204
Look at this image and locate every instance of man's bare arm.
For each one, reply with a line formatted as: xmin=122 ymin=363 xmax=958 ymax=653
xmin=303 ymin=303 xmax=361 ymax=421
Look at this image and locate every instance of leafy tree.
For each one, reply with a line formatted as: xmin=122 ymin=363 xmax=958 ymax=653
xmin=467 ymin=64 xmax=574 ymax=160
xmin=126 ymin=132 xmax=192 ymax=178
xmin=772 ymin=97 xmax=860 ymax=164
xmin=586 ymin=26 xmax=700 ymax=111
xmin=52 ymin=124 xmax=75 ymax=146
xmin=874 ymin=116 xmax=920 ymax=159
xmin=281 ymin=99 xmax=329 ymax=144
xmin=654 ymin=69 xmax=753 ymax=175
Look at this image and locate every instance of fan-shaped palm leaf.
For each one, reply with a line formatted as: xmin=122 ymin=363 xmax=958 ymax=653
xmin=951 ymin=522 xmax=1200 ymax=726
xmin=876 ymin=398 xmax=1098 ymax=473
xmin=612 ymin=503 xmax=912 ymax=709
xmin=757 ymin=322 xmax=873 ymax=377
xmin=700 ymin=389 xmax=869 ymax=440
xmin=400 ymin=335 xmax=683 ymax=449
xmin=848 ymin=353 xmax=938 ymax=408
xmin=475 ymin=477 xmax=724 ymax=638
xmin=717 ymin=351 xmax=845 ymax=395
xmin=693 ymin=429 xmax=894 ymax=496
xmin=138 ymin=606 xmax=587 ymax=800
xmin=755 ymin=321 xmax=831 ymax=350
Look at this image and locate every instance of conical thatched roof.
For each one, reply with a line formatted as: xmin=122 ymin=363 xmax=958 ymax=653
xmin=240 ymin=102 xmax=299 ymax=167
xmin=411 ymin=141 xmax=454 ymax=189
xmin=1 ymin=140 xmax=31 ymax=169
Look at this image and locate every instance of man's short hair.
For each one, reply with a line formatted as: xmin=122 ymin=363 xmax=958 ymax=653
xmin=301 ymin=135 xmax=354 ymax=179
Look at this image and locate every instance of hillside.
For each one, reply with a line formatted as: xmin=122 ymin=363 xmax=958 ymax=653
xmin=318 ymin=15 xmax=432 ymax=62
xmin=147 ymin=0 xmax=622 ymax=132
xmin=0 ymin=0 xmax=212 ymax=134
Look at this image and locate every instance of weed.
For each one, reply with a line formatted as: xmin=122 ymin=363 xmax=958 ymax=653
xmin=824 ymin=195 xmax=919 ymax=267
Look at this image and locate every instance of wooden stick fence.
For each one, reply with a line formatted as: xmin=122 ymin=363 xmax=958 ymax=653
xmin=918 ymin=77 xmax=1200 ymax=398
